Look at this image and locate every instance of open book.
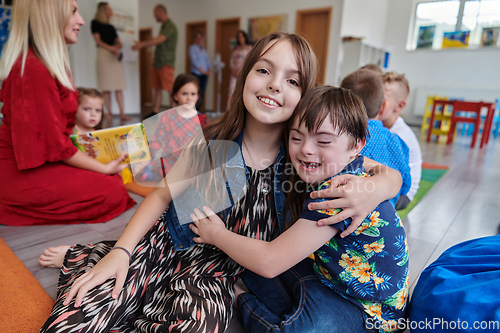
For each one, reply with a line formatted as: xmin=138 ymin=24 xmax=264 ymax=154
xmin=70 ymin=123 xmax=151 ymax=164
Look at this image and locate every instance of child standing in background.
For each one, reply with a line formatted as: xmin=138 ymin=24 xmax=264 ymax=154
xmin=139 ymin=74 xmax=208 ymax=181
xmin=380 ymin=72 xmax=422 ymax=210
xmin=73 ymin=88 xmax=104 ymax=134
xmin=190 ymin=86 xmax=409 ymax=333
xmin=341 ymin=69 xmax=411 ymax=207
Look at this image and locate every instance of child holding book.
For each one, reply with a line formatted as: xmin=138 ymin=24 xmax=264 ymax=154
xmin=138 ymin=74 xmax=208 ymax=181
xmin=73 ymin=87 xmax=104 ymax=134
xmin=190 ymin=86 xmax=409 ymax=332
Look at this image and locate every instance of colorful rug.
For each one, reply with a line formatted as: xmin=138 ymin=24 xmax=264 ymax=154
xmin=0 ymin=237 xmax=54 ymax=332
xmin=397 ymin=162 xmax=449 ymax=220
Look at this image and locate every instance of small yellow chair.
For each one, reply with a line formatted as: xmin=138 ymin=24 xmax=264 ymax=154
xmin=421 ymin=95 xmax=451 ymax=144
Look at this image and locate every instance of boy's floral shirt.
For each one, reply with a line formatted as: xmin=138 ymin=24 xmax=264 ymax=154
xmin=300 ymin=156 xmax=409 ymax=333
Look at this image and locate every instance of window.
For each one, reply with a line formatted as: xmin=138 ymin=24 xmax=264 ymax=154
xmin=409 ymin=0 xmax=500 ymax=50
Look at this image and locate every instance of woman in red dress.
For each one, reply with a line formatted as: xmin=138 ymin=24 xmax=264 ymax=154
xmin=0 ymin=0 xmax=135 ymax=226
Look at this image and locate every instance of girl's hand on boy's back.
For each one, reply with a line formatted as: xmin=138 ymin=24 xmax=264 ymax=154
xmin=190 ymin=206 xmax=226 ymax=246
xmin=104 ymin=153 xmax=129 ymax=175
xmin=308 ymin=174 xmax=380 ymax=238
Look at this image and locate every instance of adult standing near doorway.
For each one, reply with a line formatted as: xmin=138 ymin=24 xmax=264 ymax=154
xmin=133 ymin=4 xmax=177 ymax=119
xmin=228 ymin=30 xmax=252 ymax=107
xmin=189 ymin=32 xmax=211 ymax=112
xmin=91 ymin=2 xmax=131 ymax=123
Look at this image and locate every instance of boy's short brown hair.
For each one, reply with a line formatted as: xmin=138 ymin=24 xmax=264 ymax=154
xmin=340 ymin=69 xmax=384 ymax=119
xmin=286 ymin=85 xmax=368 ymax=150
xmin=77 ymin=87 xmax=104 ymax=106
xmin=382 ymin=72 xmax=410 ymax=99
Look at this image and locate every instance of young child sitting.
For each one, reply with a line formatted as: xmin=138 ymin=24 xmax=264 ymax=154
xmin=138 ymin=74 xmax=208 ymax=181
xmin=341 ymin=69 xmax=411 ymax=207
xmin=190 ymin=86 xmax=409 ymax=333
xmin=73 ymin=87 xmax=104 ymax=134
xmin=75 ymin=87 xmax=134 ymax=184
xmin=379 ymin=72 xmax=422 ymax=210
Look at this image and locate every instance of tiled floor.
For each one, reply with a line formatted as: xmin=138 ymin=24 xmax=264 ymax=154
xmin=1 ymin=117 xmax=499 ymax=332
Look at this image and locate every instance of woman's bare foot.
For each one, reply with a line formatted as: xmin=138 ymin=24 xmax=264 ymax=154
xmin=39 ymin=245 xmax=71 ymax=268
xmin=120 ymin=114 xmax=132 ymax=122
xmin=233 ymin=283 xmax=247 ymax=309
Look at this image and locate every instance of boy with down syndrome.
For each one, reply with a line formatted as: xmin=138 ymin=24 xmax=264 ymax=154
xmin=191 ymin=86 xmax=409 ymax=332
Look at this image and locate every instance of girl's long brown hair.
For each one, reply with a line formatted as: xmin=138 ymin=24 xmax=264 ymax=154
xmin=186 ymin=32 xmax=317 ymax=206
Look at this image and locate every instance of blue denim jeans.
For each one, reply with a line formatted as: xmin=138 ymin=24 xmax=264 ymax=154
xmin=239 ymin=258 xmax=374 ymax=333
xmin=192 ymin=73 xmax=208 ymax=111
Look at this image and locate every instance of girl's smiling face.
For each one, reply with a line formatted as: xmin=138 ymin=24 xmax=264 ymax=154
xmin=243 ymin=40 xmax=302 ymax=127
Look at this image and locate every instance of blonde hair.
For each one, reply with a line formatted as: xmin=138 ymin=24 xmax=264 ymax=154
xmin=382 ymin=71 xmax=410 ymax=99
xmin=94 ymin=2 xmax=109 ymax=24
xmin=0 ymin=0 xmax=74 ymax=90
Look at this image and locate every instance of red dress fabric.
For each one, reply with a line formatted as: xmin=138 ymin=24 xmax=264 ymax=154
xmin=0 ymin=50 xmax=135 ymax=226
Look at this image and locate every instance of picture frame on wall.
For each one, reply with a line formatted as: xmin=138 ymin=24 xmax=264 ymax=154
xmin=481 ymin=27 xmax=500 ymax=47
xmin=442 ymin=31 xmax=470 ymax=48
xmin=248 ymin=14 xmax=287 ymax=43
xmin=416 ymin=25 xmax=435 ymax=49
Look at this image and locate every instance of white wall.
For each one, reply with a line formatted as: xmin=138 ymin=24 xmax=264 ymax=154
xmin=138 ymin=0 xmax=344 ymax=110
xmin=70 ymin=0 xmax=140 ymax=115
xmin=384 ymin=0 xmax=500 ymax=125
xmin=340 ymin=0 xmax=390 ymax=46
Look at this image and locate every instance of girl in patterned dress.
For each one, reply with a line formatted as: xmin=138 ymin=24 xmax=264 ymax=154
xmin=40 ymin=33 xmax=403 ymax=333
xmin=191 ymin=86 xmax=409 ymax=332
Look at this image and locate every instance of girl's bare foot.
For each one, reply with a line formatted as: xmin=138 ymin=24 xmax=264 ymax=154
xmin=39 ymin=245 xmax=71 ymax=268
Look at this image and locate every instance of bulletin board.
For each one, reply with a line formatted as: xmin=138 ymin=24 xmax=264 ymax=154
xmin=248 ymin=14 xmax=287 ymax=43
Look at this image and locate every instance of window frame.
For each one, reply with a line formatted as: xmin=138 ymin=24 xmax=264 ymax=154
xmin=407 ymin=0 xmax=500 ymax=51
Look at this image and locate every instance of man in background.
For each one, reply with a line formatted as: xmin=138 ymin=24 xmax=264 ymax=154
xmin=133 ymin=4 xmax=178 ymax=118
xmin=189 ymin=32 xmax=212 ymax=112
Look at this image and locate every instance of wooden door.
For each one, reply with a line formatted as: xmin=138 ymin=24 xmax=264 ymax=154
xmin=295 ymin=7 xmax=332 ymax=86
xmin=139 ymin=28 xmax=153 ymax=107
xmin=185 ymin=21 xmax=208 ymax=111
xmin=215 ymin=18 xmax=240 ymax=113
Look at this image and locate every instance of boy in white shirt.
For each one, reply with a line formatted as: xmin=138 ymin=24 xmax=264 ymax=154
xmin=380 ymin=72 xmax=422 ymax=210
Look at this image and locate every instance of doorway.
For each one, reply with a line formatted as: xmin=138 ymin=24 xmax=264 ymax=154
xmin=139 ymin=28 xmax=153 ymax=111
xmin=295 ymin=7 xmax=332 ymax=86
xmin=214 ymin=17 xmax=240 ymax=113
xmin=186 ymin=21 xmax=208 ymax=112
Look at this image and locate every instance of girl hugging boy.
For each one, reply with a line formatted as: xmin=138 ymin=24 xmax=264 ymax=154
xmin=191 ymin=86 xmax=409 ymax=333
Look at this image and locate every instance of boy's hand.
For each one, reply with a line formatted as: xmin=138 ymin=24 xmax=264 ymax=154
xmin=190 ymin=206 xmax=226 ymax=245
xmin=309 ymin=174 xmax=377 ymax=237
